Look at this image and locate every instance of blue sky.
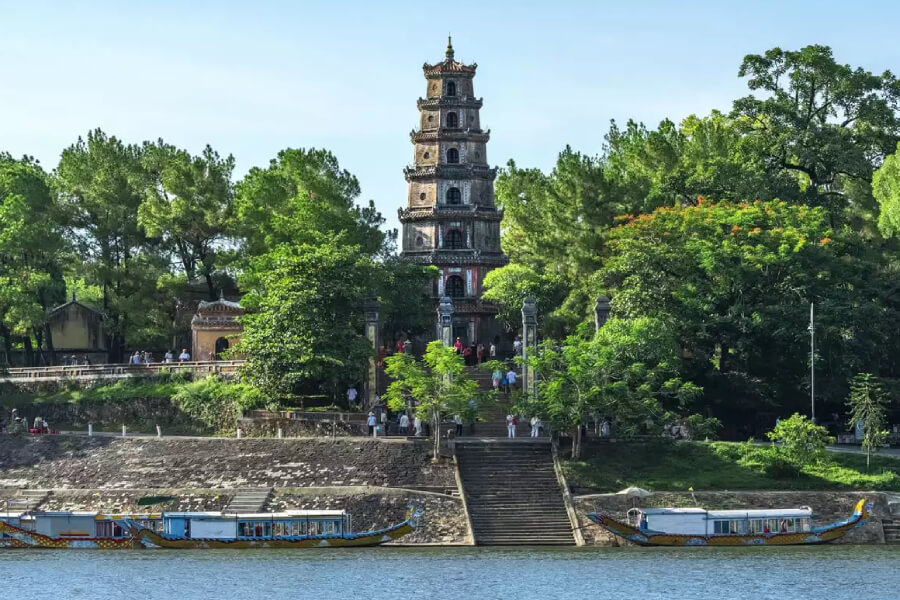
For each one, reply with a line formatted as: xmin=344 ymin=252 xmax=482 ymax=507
xmin=1 ymin=0 xmax=898 ymax=232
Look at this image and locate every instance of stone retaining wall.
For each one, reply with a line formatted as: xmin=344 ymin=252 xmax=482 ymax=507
xmin=0 ymin=436 xmax=456 ymax=489
xmin=575 ymin=491 xmax=896 ymax=545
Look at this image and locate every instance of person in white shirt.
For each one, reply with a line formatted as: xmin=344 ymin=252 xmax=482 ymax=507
xmin=513 ymin=338 xmax=522 ymax=355
xmin=164 ymin=350 xmax=174 ymax=363
xmin=413 ymin=416 xmax=422 ymax=436
xmin=347 ymin=387 xmax=358 ymax=407
xmin=399 ymin=413 xmax=410 ymax=435
xmin=489 ymin=343 xmax=497 ymax=358
xmin=178 ymin=349 xmax=190 ymax=362
xmin=366 ymin=412 xmax=376 ymax=436
xmin=506 ymin=414 xmax=516 ymax=438
xmin=530 ymin=416 xmax=542 ymax=438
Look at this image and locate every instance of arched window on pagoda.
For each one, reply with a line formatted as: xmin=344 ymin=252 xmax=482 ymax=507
xmin=446 ymin=275 xmax=465 ymax=298
xmin=446 ymin=112 xmax=458 ymax=128
xmin=447 ymin=148 xmax=459 ymax=164
xmin=445 ymin=229 xmax=464 ymax=249
xmin=446 ymin=187 xmax=461 ymax=205
xmin=446 ymin=81 xmax=457 ymax=96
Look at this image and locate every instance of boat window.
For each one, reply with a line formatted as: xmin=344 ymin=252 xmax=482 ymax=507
xmin=96 ymin=521 xmax=113 ymax=537
xmin=239 ymin=522 xmax=252 ymax=537
xmin=311 ymin=521 xmax=324 ymax=536
xmin=748 ymin=520 xmax=764 ymax=534
xmin=713 ymin=521 xmax=730 ymax=534
xmin=325 ymin=521 xmax=337 ymax=535
xmin=799 ymin=518 xmax=811 ymax=532
xmin=273 ymin=522 xmax=285 ymax=537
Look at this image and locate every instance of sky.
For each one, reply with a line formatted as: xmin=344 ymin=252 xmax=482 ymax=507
xmin=1 ymin=0 xmax=898 ymax=232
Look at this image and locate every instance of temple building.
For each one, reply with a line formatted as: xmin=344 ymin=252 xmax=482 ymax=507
xmin=399 ymin=38 xmax=509 ymax=348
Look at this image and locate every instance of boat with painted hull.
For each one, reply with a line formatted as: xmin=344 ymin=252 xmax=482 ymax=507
xmin=0 ymin=512 xmax=161 ymax=549
xmin=586 ymin=498 xmax=871 ymax=546
xmin=124 ymin=508 xmax=422 ymax=549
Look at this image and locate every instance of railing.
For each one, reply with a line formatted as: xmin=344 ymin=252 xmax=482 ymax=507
xmin=0 ymin=360 xmax=246 ymax=381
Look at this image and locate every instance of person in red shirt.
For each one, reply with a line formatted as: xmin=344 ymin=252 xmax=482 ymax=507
xmin=453 ymin=337 xmax=463 ymax=354
xmin=396 ymin=339 xmax=404 ymax=354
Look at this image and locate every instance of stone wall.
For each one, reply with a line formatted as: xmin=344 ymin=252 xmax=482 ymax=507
xmin=0 ymin=436 xmax=456 ymax=490
xmin=238 ymin=417 xmax=360 ymax=438
xmin=3 ymin=396 xmax=197 ymax=433
xmin=575 ymin=491 xmax=895 ymax=545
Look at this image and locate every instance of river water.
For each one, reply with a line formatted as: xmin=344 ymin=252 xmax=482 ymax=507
xmin=1 ymin=545 xmax=895 ymax=599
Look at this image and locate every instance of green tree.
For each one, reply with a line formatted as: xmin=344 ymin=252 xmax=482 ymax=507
xmin=599 ymin=200 xmax=897 ymax=429
xmin=0 ymin=154 xmax=68 ymax=365
xmin=383 ymin=340 xmax=479 ymax=460
xmin=847 ymin=373 xmax=889 ymax=472
xmin=237 ymin=238 xmax=376 ymax=400
xmin=766 ymin=413 xmax=832 ymax=467
xmin=525 ymin=318 xmax=700 ymax=458
xmin=732 ymin=45 xmax=900 ymax=221
xmin=56 ymin=129 xmax=169 ymax=361
xmin=140 ymin=142 xmax=236 ymax=300
xmin=234 ymin=148 xmax=390 ymax=260
xmin=874 ymin=142 xmax=900 ymax=237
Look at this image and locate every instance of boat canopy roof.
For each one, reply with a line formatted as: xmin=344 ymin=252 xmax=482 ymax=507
xmin=640 ymin=507 xmax=812 ymax=518
xmin=163 ymin=510 xmax=346 ymax=519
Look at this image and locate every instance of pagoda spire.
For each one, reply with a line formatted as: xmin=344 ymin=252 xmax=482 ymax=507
xmin=445 ymin=35 xmax=454 ymax=60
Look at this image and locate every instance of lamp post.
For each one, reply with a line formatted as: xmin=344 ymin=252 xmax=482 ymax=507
xmin=594 ymin=296 xmax=611 ymax=332
xmin=809 ymin=302 xmax=815 ymax=423
xmin=364 ymin=297 xmax=380 ymax=411
xmin=521 ymin=297 xmax=538 ymax=399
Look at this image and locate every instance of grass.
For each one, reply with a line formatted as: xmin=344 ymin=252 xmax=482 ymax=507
xmin=0 ymin=379 xmax=184 ymax=407
xmin=563 ymin=440 xmax=900 ymax=492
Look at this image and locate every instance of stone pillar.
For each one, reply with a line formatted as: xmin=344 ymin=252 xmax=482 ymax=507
xmin=594 ymin=296 xmax=611 ymax=332
xmin=364 ymin=297 xmax=380 ymax=409
xmin=438 ymin=296 xmax=454 ymax=347
xmin=521 ymin=297 xmax=538 ymax=399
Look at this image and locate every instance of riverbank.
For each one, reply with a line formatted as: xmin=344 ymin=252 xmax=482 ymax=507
xmin=563 ymin=439 xmax=900 ymax=492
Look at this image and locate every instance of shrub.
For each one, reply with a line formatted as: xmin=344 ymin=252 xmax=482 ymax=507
xmin=171 ymin=376 xmax=267 ymax=433
xmin=766 ymin=413 xmax=833 ymax=468
xmin=685 ymin=414 xmax=722 ymax=440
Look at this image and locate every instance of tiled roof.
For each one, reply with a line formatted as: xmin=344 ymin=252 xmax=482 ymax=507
xmin=423 ymin=59 xmax=477 ymax=77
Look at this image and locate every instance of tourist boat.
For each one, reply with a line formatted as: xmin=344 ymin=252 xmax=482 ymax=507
xmin=0 ymin=511 xmax=162 ymax=549
xmin=1 ymin=508 xmax=420 ymax=549
xmin=586 ymin=498 xmax=871 ymax=546
xmin=124 ymin=508 xmax=422 ymax=548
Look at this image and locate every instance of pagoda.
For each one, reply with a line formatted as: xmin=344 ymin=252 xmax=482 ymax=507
xmin=399 ymin=38 xmax=508 ymax=347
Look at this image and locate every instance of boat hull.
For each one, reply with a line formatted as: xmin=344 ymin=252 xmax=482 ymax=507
xmin=0 ymin=521 xmax=137 ymax=549
xmin=586 ymin=499 xmax=871 ymax=547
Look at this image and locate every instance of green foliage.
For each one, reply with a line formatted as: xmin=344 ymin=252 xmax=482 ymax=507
xmin=384 ymin=341 xmax=479 ymax=458
xmin=237 ymin=239 xmax=375 ymax=400
xmin=0 ymin=154 xmax=68 ymax=364
xmin=139 ymin=142 xmax=236 ymax=300
xmin=525 ymin=317 xmax=700 ymax=456
xmin=600 ymin=199 xmax=896 ymax=427
xmin=234 ymin=148 xmax=391 ymax=260
xmin=684 ymin=414 xmax=722 ymax=440
xmin=170 ymin=375 xmax=266 ymax=433
xmin=875 ymin=142 xmax=900 ymax=237
xmin=766 ymin=413 xmax=833 ymax=468
xmin=564 ymin=440 xmax=900 ymax=492
xmin=847 ymin=372 xmax=890 ymax=471
xmin=732 ymin=44 xmax=900 ymax=221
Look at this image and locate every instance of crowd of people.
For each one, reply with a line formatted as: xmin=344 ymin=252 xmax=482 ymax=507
xmin=127 ymin=349 xmax=192 ymax=365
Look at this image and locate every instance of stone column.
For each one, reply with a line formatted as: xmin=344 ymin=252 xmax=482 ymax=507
xmin=594 ymin=296 xmax=611 ymax=332
xmin=521 ymin=297 xmax=538 ymax=399
xmin=364 ymin=297 xmax=380 ymax=410
xmin=438 ymin=296 xmax=454 ymax=347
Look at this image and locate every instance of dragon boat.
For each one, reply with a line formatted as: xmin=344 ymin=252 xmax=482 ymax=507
xmin=0 ymin=511 xmax=160 ymax=549
xmin=0 ymin=508 xmax=421 ymax=549
xmin=586 ymin=498 xmax=871 ymax=546
xmin=124 ymin=507 xmax=421 ymax=548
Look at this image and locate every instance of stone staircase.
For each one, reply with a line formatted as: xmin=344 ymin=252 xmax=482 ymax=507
xmin=1 ymin=490 xmax=50 ymax=513
xmin=224 ymin=488 xmax=272 ymax=513
xmin=882 ymin=519 xmax=900 ymax=543
xmin=455 ymin=439 xmax=575 ymax=545
xmin=463 ymin=367 xmax=542 ymax=438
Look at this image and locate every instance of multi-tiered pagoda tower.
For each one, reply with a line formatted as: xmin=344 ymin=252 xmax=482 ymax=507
xmin=399 ymin=38 xmax=508 ymax=347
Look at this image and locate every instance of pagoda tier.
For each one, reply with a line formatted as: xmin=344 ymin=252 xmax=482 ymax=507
xmin=399 ymin=38 xmax=509 ymax=348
